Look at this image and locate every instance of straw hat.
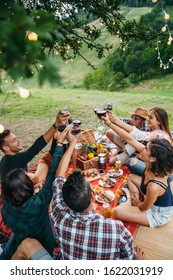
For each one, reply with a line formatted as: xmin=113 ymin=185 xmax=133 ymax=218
xmin=129 ymin=107 xmax=148 ymax=119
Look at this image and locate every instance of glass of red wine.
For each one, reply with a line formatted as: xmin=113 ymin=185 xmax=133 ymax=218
xmin=71 ymin=119 xmax=82 ymax=135
xmin=103 ymin=103 xmax=113 ymax=111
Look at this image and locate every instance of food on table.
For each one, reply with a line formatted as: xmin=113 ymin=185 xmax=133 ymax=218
xmin=99 ymin=177 xmax=115 ymax=187
xmin=84 ymin=169 xmax=99 ymax=178
xmin=108 ymin=169 xmax=123 ymax=178
xmin=96 ymin=190 xmax=113 ymax=203
xmin=77 ymin=142 xmax=105 ymax=161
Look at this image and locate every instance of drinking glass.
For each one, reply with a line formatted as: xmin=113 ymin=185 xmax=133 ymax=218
xmin=71 ymin=119 xmax=82 ymax=135
xmin=93 ymin=109 xmax=106 ymax=139
xmin=103 ymin=103 xmax=113 ymax=111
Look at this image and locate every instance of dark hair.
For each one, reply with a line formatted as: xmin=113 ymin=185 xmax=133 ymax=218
xmin=62 ymin=171 xmax=93 ymax=212
xmin=150 ymin=107 xmax=172 ymax=141
xmin=0 ymin=129 xmax=10 ymax=151
xmin=1 ymin=168 xmax=34 ymax=207
xmin=149 ymin=139 xmax=173 ymax=177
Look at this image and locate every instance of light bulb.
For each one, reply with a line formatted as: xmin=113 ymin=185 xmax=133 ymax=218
xmin=0 ymin=124 xmax=4 ymax=133
xmin=27 ymin=31 xmax=38 ymax=41
xmin=161 ymin=25 xmax=166 ymax=32
xmin=18 ymin=87 xmax=30 ymax=98
xmin=164 ymin=12 xmax=170 ymax=20
xmin=152 ymin=0 xmax=157 ymax=3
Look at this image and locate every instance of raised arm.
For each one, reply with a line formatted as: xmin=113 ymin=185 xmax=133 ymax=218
xmin=56 ymin=131 xmax=81 ymax=177
xmin=107 ymin=110 xmax=133 ymax=133
xmin=43 ymin=110 xmax=70 ymax=144
xmin=102 ymin=114 xmax=144 ymax=153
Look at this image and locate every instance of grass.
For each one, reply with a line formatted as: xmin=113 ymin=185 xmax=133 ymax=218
xmin=0 ymin=80 xmax=173 ymax=131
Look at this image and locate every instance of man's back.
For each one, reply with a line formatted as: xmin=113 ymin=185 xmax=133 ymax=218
xmin=52 ymin=177 xmax=135 ymax=260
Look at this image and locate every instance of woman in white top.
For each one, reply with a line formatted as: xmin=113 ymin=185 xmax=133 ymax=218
xmin=106 ymin=107 xmax=172 ymax=175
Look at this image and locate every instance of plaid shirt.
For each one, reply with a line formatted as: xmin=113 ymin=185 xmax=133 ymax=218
xmin=121 ymin=118 xmax=149 ymax=132
xmin=1 ymin=146 xmax=63 ymax=259
xmin=51 ymin=177 xmax=136 ymax=260
xmin=0 ymin=187 xmax=12 ymax=243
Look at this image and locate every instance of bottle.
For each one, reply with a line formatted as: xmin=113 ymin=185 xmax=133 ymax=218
xmin=98 ymin=153 xmax=106 ymax=169
xmin=102 ymin=202 xmax=112 ymax=218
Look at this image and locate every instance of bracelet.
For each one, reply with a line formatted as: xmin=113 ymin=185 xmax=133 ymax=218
xmin=53 ymin=123 xmax=57 ymax=129
xmin=107 ymin=121 xmax=112 ymax=126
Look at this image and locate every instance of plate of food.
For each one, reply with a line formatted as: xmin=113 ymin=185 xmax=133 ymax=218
xmin=95 ymin=190 xmax=115 ymax=203
xmin=98 ymin=177 xmax=116 ymax=188
xmin=83 ymin=168 xmax=101 ymax=182
xmin=108 ymin=169 xmax=123 ymax=179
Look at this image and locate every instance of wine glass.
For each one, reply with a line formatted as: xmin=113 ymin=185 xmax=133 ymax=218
xmin=103 ymin=103 xmax=113 ymax=111
xmin=71 ymin=119 xmax=82 ymax=135
xmin=93 ymin=108 xmax=106 ymax=140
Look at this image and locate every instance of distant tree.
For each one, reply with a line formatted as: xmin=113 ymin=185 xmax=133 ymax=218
xmin=129 ymin=73 xmax=139 ymax=84
xmin=0 ymin=0 xmax=163 ymax=85
xmin=124 ymin=54 xmax=142 ymax=75
xmin=109 ymin=72 xmax=126 ymax=90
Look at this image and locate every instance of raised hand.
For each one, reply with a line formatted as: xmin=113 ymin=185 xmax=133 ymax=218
xmin=107 ymin=110 xmax=117 ymax=123
xmin=54 ymin=127 xmax=69 ymax=144
xmin=55 ymin=110 xmax=70 ymax=125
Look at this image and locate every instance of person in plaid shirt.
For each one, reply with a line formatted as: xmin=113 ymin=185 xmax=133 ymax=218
xmin=50 ymin=133 xmax=139 ymax=260
xmin=0 ymin=128 xmax=69 ymax=260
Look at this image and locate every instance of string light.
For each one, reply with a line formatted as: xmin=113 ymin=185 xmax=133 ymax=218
xmin=164 ymin=12 xmax=170 ymax=20
xmin=26 ymin=31 xmax=38 ymax=41
xmin=0 ymin=124 xmax=4 ymax=133
xmin=154 ymin=0 xmax=173 ymax=69
xmin=17 ymin=86 xmax=30 ymax=98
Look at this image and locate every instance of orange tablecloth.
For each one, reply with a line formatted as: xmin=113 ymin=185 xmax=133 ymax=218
xmin=67 ymin=164 xmax=139 ymax=239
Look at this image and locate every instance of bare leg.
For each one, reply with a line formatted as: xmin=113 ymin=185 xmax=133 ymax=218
xmin=106 ymin=130 xmax=127 ymax=165
xmin=11 ymin=238 xmax=44 ymax=260
xmin=106 ymin=130 xmax=124 ymax=151
xmin=128 ymin=173 xmax=143 ymax=200
xmin=112 ymin=199 xmax=149 ymax=226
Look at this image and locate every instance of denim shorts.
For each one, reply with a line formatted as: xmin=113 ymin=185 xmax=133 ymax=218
xmin=146 ymin=205 xmax=173 ymax=228
xmin=31 ymin=248 xmax=54 ymax=260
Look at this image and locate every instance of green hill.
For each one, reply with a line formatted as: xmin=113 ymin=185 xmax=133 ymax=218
xmin=56 ymin=7 xmax=153 ymax=88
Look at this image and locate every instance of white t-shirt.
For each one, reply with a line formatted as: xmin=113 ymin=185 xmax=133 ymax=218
xmin=125 ymin=127 xmax=170 ymax=155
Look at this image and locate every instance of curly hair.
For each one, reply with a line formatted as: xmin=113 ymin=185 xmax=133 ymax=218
xmin=149 ymin=139 xmax=173 ymax=177
xmin=0 ymin=129 xmax=10 ymax=151
xmin=62 ymin=171 xmax=93 ymax=212
xmin=1 ymin=168 xmax=34 ymax=207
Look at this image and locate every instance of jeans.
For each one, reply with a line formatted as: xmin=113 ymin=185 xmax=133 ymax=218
xmin=126 ymin=157 xmax=146 ymax=176
xmin=126 ymin=157 xmax=173 ymax=182
xmin=0 ymin=233 xmax=15 ymax=260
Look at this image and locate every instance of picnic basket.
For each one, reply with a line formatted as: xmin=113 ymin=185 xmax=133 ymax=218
xmin=76 ymin=129 xmax=109 ymax=170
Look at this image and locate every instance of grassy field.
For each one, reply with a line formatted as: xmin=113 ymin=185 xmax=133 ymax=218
xmin=0 ymin=76 xmax=173 ymax=128
xmin=0 ymin=75 xmax=173 ymax=167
